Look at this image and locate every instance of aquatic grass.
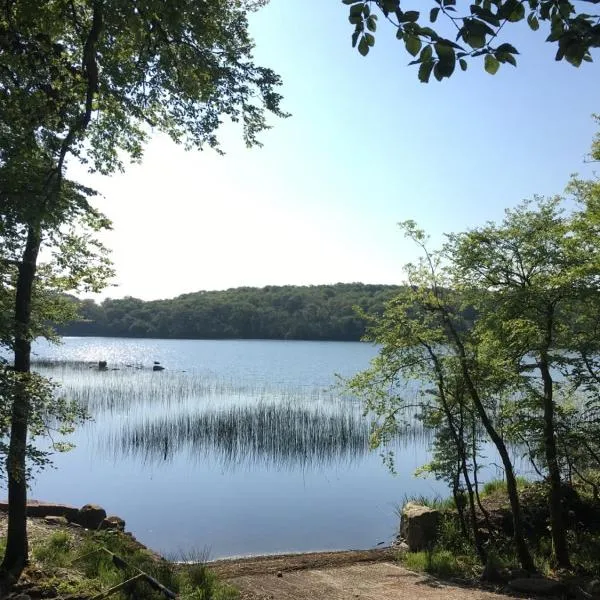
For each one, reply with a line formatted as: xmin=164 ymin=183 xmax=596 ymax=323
xmin=33 ymin=363 xmax=350 ymax=417
xmin=101 ymin=401 xmax=431 ymax=469
xmin=32 ymin=361 xmax=432 ymax=471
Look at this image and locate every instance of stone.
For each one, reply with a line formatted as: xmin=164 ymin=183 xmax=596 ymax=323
xmin=587 ymin=580 xmax=600 ymax=597
xmin=153 ymin=365 xmax=165 ymax=371
xmin=76 ymin=504 xmax=107 ymax=530
xmin=399 ymin=502 xmax=441 ymax=551
xmin=44 ymin=515 xmax=68 ymax=526
xmin=0 ymin=500 xmax=79 ymax=521
xmin=99 ymin=515 xmax=126 ymax=531
xmin=508 ymin=577 xmax=566 ymax=596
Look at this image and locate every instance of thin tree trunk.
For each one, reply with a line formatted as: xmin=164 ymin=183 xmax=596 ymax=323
xmin=0 ymin=225 xmax=41 ymax=586
xmin=457 ymin=405 xmax=486 ymax=564
xmin=445 ymin=322 xmax=535 ymax=572
xmin=472 ymin=417 xmax=493 ymax=536
xmin=539 ymin=352 xmax=570 ymax=568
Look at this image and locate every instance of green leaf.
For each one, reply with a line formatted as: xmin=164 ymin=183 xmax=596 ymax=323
xmin=365 ymin=32 xmax=375 ymax=47
xmin=349 ymin=3 xmax=364 ymax=17
xmin=405 ymin=35 xmax=422 ymax=56
xmin=398 ymin=10 xmax=420 ymax=23
xmin=484 ymin=53 xmax=500 ymax=74
xmin=459 ymin=58 xmax=468 ymax=71
xmin=418 ymin=60 xmax=435 ymax=83
xmin=358 ymin=35 xmax=370 ymax=56
xmin=527 ymin=12 xmax=540 ymax=30
xmin=435 ymin=42 xmax=456 ymax=77
xmin=497 ymin=51 xmax=517 ymax=66
xmin=366 ymin=15 xmax=377 ymax=31
xmin=420 ymin=45 xmax=433 ymax=62
xmin=430 ymin=7 xmax=440 ymax=22
xmin=496 ymin=43 xmax=519 ymax=54
xmin=507 ymin=1 xmax=525 ymax=21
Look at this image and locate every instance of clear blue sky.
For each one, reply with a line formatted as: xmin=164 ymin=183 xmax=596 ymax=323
xmin=76 ymin=0 xmax=600 ymax=300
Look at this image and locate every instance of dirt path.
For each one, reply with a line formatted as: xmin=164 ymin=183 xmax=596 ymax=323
xmin=210 ymin=550 xmax=518 ymax=600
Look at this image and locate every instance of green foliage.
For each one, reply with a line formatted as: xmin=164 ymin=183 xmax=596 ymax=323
xmin=29 ymin=529 xmax=237 ymax=600
xmin=402 ymin=547 xmax=479 ymax=579
xmin=399 ymin=494 xmax=456 ymax=511
xmin=0 ymin=366 xmax=89 ymax=477
xmin=348 ymin=153 xmax=600 ymax=569
xmin=57 ymin=283 xmax=406 ymax=341
xmin=481 ymin=477 xmax=529 ymax=498
xmin=342 ymin=0 xmax=599 ymax=80
xmin=32 ymin=531 xmax=73 ymax=568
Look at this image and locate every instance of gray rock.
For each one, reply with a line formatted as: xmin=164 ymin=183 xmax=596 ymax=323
xmin=587 ymin=580 xmax=600 ymax=597
xmin=508 ymin=577 xmax=566 ymax=596
xmin=0 ymin=500 xmax=79 ymax=521
xmin=99 ymin=515 xmax=126 ymax=531
xmin=76 ymin=503 xmax=107 ymax=529
xmin=44 ymin=515 xmax=68 ymax=526
xmin=399 ymin=503 xmax=441 ymax=551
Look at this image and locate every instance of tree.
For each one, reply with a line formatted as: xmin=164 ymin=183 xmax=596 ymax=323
xmin=449 ymin=197 xmax=600 ymax=567
xmin=348 ymin=222 xmax=535 ymax=571
xmin=0 ymin=0 xmax=285 ymax=587
xmin=350 ymin=189 xmax=600 ymax=570
xmin=0 ymin=173 xmax=113 ymax=584
xmin=342 ymin=0 xmax=600 ymax=81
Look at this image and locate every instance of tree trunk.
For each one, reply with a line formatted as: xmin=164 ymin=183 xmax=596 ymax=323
xmin=446 ymin=323 xmax=535 ymax=572
xmin=539 ymin=353 xmax=570 ymax=568
xmin=0 ymin=225 xmax=41 ymax=587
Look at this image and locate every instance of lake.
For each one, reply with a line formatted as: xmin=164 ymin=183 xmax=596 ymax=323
xmin=25 ymin=337 xmax=447 ymax=559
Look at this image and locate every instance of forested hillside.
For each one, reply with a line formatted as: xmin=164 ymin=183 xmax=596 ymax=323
xmin=58 ymin=283 xmax=405 ymax=341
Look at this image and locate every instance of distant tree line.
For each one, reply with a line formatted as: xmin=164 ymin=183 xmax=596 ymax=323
xmin=57 ymin=284 xmax=409 ymax=341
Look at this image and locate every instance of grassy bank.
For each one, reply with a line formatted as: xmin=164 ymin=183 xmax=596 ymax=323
xmin=1 ymin=522 xmax=237 ymax=600
xmin=398 ymin=477 xmax=600 ymax=582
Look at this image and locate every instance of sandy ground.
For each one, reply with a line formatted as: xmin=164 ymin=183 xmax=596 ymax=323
xmin=210 ymin=550 xmax=519 ymax=600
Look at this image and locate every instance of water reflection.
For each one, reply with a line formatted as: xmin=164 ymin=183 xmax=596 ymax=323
xmin=101 ymin=403 xmax=430 ymax=470
xmin=35 ymin=360 xmax=430 ymax=472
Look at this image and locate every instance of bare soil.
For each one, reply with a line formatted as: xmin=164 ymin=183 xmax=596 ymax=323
xmin=210 ymin=550 xmax=519 ymax=600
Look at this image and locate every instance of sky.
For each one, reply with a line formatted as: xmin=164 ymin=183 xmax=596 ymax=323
xmin=71 ymin=0 xmax=600 ymax=301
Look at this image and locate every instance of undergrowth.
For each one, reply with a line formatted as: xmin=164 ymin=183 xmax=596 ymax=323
xmin=19 ymin=529 xmax=237 ymax=600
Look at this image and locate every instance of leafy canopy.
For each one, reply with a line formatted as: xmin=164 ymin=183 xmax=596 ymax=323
xmin=342 ymin=0 xmax=600 ymax=81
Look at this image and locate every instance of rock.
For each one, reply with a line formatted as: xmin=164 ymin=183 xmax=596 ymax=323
xmin=399 ymin=502 xmax=441 ymax=551
xmin=395 ymin=541 xmax=410 ymax=553
xmin=76 ymin=504 xmax=107 ymax=529
xmin=587 ymin=580 xmax=600 ymax=597
xmin=153 ymin=365 xmax=165 ymax=371
xmin=99 ymin=515 xmax=126 ymax=531
xmin=508 ymin=577 xmax=566 ymax=596
xmin=98 ymin=360 xmax=107 ymax=370
xmin=44 ymin=515 xmax=68 ymax=526
xmin=0 ymin=500 xmax=79 ymax=521
xmin=276 ymin=571 xmax=283 ymax=578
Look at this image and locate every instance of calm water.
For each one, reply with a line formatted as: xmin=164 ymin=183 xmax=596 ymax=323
xmin=24 ymin=337 xmax=446 ymax=559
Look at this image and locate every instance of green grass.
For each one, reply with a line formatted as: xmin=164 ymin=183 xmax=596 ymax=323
xmin=402 ymin=548 xmax=480 ymax=579
xmin=27 ymin=529 xmax=237 ymax=600
xmin=399 ymin=493 xmax=456 ymax=512
xmin=480 ymin=476 xmax=530 ymax=498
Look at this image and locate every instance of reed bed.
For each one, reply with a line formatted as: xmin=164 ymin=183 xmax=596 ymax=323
xmin=101 ymin=401 xmax=430 ymax=470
